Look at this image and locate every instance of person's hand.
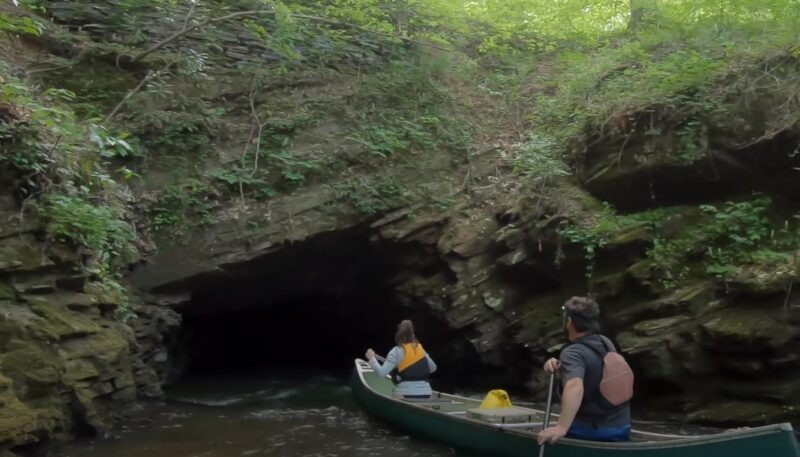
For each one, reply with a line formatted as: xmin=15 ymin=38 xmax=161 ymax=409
xmin=543 ymin=358 xmax=560 ymax=373
xmin=537 ymin=425 xmax=567 ymax=445
xmin=365 ymin=349 xmax=376 ymax=361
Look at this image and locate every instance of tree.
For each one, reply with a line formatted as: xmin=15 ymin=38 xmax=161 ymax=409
xmin=629 ymin=0 xmax=659 ymax=31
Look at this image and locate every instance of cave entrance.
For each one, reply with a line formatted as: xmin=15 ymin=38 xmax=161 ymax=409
xmin=169 ymin=226 xmax=482 ymax=390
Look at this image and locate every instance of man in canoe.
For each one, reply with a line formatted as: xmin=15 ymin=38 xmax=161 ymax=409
xmin=538 ymin=297 xmax=633 ymax=444
xmin=365 ymin=319 xmax=438 ymax=399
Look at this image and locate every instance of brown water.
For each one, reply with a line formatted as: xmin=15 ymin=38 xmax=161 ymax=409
xmin=47 ymin=370 xmax=465 ymax=457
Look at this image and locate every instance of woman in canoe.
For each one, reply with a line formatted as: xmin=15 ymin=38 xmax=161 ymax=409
xmin=365 ymin=319 xmax=438 ymax=399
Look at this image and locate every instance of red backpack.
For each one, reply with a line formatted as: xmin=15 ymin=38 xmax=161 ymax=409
xmin=577 ymin=338 xmax=634 ymax=406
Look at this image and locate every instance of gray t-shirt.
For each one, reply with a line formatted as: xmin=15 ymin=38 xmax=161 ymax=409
xmin=560 ymin=334 xmax=631 ymax=428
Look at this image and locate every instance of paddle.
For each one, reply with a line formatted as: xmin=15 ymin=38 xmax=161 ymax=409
xmin=538 ymin=372 xmax=556 ymax=457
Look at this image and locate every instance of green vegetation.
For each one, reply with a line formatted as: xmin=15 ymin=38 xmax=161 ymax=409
xmin=560 ymin=194 xmax=800 ymax=288
xmin=336 ymin=177 xmax=412 ymax=216
xmin=0 ymin=60 xmax=138 ymax=317
xmin=2 ymin=0 xmax=800 ymax=319
xmin=649 ymin=197 xmax=800 ymax=287
xmin=150 ymin=178 xmax=216 ymax=234
xmin=558 ymin=203 xmax=679 ymax=277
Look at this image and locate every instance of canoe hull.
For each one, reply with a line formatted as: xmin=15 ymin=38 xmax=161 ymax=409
xmin=351 ymin=360 xmax=800 ymax=457
xmin=352 ymin=372 xmax=534 ymax=456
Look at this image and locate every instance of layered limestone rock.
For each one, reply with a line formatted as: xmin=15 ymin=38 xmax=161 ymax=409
xmin=0 ymin=195 xmax=178 ymax=453
xmin=131 ymin=160 xmax=800 ymax=427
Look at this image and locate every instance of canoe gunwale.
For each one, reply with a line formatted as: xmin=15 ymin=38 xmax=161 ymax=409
xmin=353 ymin=358 xmax=798 ymax=451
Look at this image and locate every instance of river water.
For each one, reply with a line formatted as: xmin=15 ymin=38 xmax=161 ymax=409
xmin=47 ymin=370 xmax=465 ymax=457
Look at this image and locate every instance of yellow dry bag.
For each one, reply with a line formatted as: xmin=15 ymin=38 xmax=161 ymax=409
xmin=479 ymin=389 xmax=512 ymax=408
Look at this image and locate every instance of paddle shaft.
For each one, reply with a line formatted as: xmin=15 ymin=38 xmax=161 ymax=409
xmin=538 ymin=372 xmax=556 ymax=457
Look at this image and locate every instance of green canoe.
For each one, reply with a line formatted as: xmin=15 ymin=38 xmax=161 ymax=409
xmin=351 ymin=359 xmax=800 ymax=457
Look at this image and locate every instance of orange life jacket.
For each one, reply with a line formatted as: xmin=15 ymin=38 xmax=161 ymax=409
xmin=396 ymin=343 xmax=430 ymax=382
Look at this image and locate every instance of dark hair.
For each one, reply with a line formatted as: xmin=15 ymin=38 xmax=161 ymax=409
xmin=395 ymin=320 xmax=418 ymax=345
xmin=564 ymin=296 xmax=601 ymax=333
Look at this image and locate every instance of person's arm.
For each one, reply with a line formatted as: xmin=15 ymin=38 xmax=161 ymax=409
xmin=546 ymin=377 xmax=583 ymax=438
xmin=368 ymin=347 xmax=400 ymax=378
xmin=426 ymin=354 xmax=437 ymax=373
xmin=538 ymin=349 xmax=586 ymax=445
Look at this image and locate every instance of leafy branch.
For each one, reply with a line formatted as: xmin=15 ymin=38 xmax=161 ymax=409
xmin=132 ymin=8 xmax=450 ymax=63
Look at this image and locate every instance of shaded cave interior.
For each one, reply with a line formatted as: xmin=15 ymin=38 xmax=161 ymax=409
xmin=158 ymin=227 xmax=519 ymax=392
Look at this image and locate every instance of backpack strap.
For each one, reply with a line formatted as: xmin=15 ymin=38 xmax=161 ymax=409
xmin=574 ymin=336 xmax=612 ymax=360
xmin=573 ymin=337 xmax=615 ymax=418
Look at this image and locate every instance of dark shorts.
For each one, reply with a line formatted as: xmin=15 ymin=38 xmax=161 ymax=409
xmin=567 ymin=423 xmax=631 ymax=442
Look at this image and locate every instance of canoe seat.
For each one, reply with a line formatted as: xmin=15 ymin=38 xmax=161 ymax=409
xmin=402 ymin=399 xmax=464 ymax=405
xmin=401 ymin=399 xmax=466 ymax=413
xmin=466 ymin=407 xmax=539 ymax=424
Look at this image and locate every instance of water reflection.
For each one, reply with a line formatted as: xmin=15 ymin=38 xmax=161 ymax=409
xmin=47 ymin=370 xmax=463 ymax=457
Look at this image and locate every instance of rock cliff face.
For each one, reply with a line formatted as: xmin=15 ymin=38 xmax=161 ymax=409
xmin=131 ymin=117 xmax=800 ymax=428
xmin=0 ymin=193 xmax=180 ymax=453
xmin=2 ymin=1 xmax=800 ymax=454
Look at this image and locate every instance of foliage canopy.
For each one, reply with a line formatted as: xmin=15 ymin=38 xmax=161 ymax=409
xmin=2 ymin=0 xmax=800 ymax=316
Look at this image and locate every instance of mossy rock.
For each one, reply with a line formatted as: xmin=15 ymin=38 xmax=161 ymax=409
xmin=58 ymin=328 xmax=130 ymax=364
xmin=616 ymin=330 xmax=659 ymax=355
xmin=687 ymin=400 xmax=793 ymax=426
xmin=481 ymin=286 xmax=506 ymax=312
xmin=625 ymin=260 xmax=660 ymax=293
xmin=616 ymin=331 xmax=683 ymax=381
xmin=700 ymin=309 xmax=799 ymax=353
xmin=618 ymin=321 xmax=709 ymax=381
xmin=23 ymin=296 xmax=100 ymax=339
xmin=63 ymin=359 xmax=100 ymax=383
xmin=631 ymin=315 xmax=693 ymax=337
xmin=606 ymin=223 xmax=653 ymax=246
xmin=614 ymin=282 xmax=715 ymax=326
xmin=0 ymin=301 xmax=61 ymax=343
xmin=0 ymin=283 xmax=14 ymax=301
xmin=1 ymin=345 xmax=63 ymax=390
xmin=571 ymin=189 xmax=608 ymax=212
xmin=0 ymin=391 xmax=38 ymax=447
xmin=437 ymin=218 xmax=498 ymax=258
xmin=668 ymin=335 xmax=717 ymax=376
xmin=589 ymin=270 xmax=628 ymax=299
xmin=726 ymin=259 xmax=800 ymax=296
xmin=721 ymin=379 xmax=800 ymax=404
xmin=0 ymin=235 xmax=53 ymax=273
xmin=22 ymin=293 xmax=97 ymax=311
xmin=0 ymin=198 xmax=38 ymax=239
xmin=10 ymin=275 xmax=58 ymax=295
xmin=670 ymin=281 xmax=717 ymax=314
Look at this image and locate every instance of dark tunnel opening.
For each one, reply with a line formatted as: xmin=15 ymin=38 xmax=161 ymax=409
xmin=168 ymin=226 xmax=488 ymax=391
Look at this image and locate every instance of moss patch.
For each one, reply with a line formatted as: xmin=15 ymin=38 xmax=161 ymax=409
xmin=1 ymin=345 xmax=62 ymax=389
xmin=24 ymin=296 xmax=101 ymax=339
xmin=0 ymin=235 xmax=53 ymax=273
xmin=58 ymin=328 xmax=129 ymax=363
xmin=687 ymin=400 xmax=792 ymax=426
xmin=0 ymin=391 xmax=38 ymax=447
xmin=0 ymin=283 xmax=14 ymax=301
xmin=700 ymin=309 xmax=799 ymax=352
